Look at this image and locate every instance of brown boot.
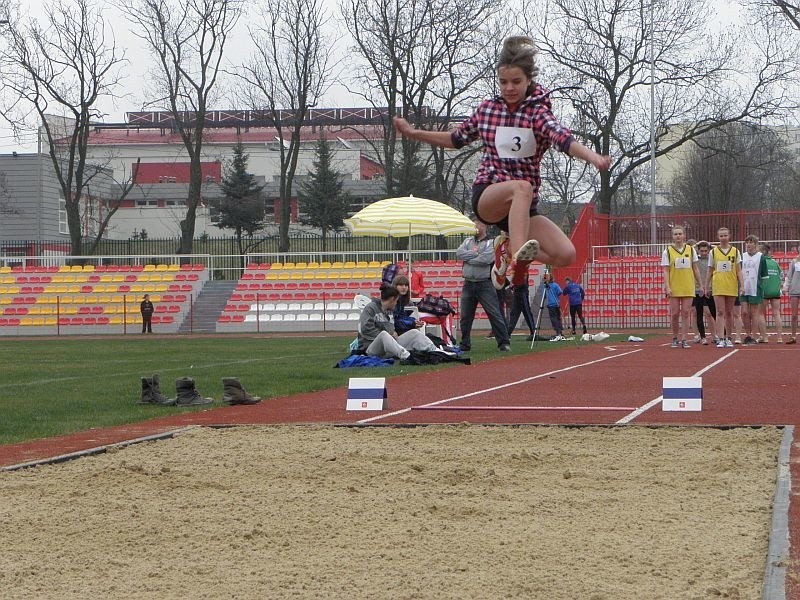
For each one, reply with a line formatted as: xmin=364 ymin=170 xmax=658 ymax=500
xmin=222 ymin=378 xmax=261 ymax=405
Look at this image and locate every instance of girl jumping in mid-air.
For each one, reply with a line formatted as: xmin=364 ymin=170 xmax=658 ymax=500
xmin=394 ymin=35 xmax=610 ymax=287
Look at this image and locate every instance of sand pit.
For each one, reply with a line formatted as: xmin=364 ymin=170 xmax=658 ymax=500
xmin=0 ymin=425 xmax=782 ymax=599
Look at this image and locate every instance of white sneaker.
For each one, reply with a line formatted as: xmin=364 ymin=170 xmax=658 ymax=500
xmin=724 ymin=338 xmax=734 ymax=348
xmin=400 ymin=350 xmax=411 ymax=360
xmin=716 ymin=340 xmax=726 ymax=348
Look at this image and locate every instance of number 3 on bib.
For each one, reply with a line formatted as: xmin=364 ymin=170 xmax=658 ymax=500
xmin=495 ymin=126 xmax=536 ymax=159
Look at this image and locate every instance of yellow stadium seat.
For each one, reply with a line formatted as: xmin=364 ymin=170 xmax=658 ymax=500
xmin=62 ymin=306 xmax=78 ymax=315
xmin=0 ymin=297 xmax=11 ymax=305
xmin=332 ymin=261 xmax=344 ymax=269
xmin=67 ymin=285 xmax=80 ymax=294
xmin=143 ymin=264 xmax=156 ymax=272
xmin=368 ymin=261 xmax=382 ymax=268
xmin=3 ymin=286 xmax=20 ymax=295
xmin=295 ymin=262 xmax=308 ymax=269
xmin=153 ymin=284 xmax=168 ymax=292
xmin=344 ymin=261 xmax=356 ymax=269
xmin=130 ymin=284 xmax=144 ymax=293
xmin=365 ymin=270 xmax=379 ymax=279
xmin=265 ymin=272 xmax=278 ymax=280
xmin=270 ymin=263 xmax=283 ymax=270
xmin=19 ymin=317 xmax=34 ymax=326
xmin=320 ymin=261 xmax=332 ymax=269
xmin=356 ymin=261 xmax=368 ymax=268
xmin=82 ymin=265 xmax=95 ymax=272
xmin=109 ymin=316 xmax=123 ymax=325
xmin=58 ymin=265 xmax=71 ymax=273
xmin=167 ymin=264 xmax=179 ymax=272
xmin=155 ymin=264 xmax=168 ymax=272
xmin=70 ymin=265 xmax=83 ymax=272
xmin=327 ymin=272 xmax=340 ymax=279
xmin=283 ymin=262 xmax=296 ymax=269
xmin=352 ymin=271 xmax=365 ymax=279
xmin=315 ymin=272 xmax=329 ymax=279
xmin=0 ymin=266 xmax=11 ymax=274
xmin=308 ymin=262 xmax=320 ymax=269
xmin=44 ymin=317 xmax=57 ymax=326
xmin=302 ymin=272 xmax=314 ymax=280
xmin=28 ymin=306 xmax=42 ymax=315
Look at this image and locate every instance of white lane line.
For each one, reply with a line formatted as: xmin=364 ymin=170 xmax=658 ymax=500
xmin=357 ymin=349 xmax=643 ymax=424
xmin=615 ymin=349 xmax=739 ymax=424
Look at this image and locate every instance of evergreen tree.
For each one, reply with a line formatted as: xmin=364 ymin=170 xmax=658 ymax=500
xmin=213 ymin=140 xmax=266 ymax=268
xmin=298 ymin=136 xmax=353 ymax=250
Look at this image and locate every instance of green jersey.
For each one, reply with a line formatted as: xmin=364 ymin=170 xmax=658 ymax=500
xmin=761 ymin=256 xmax=782 ymax=298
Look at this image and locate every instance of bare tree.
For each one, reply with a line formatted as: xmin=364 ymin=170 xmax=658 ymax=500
xmin=121 ymin=0 xmax=242 ymax=255
xmin=525 ymin=0 xmax=798 ymax=216
xmin=0 ymin=0 xmax=137 ymax=256
xmin=671 ymin=122 xmax=800 ymax=213
xmin=238 ymin=0 xmax=335 ymax=253
xmin=341 ymin=0 xmax=505 ymax=203
xmin=748 ymin=0 xmax=800 ymax=30
xmin=0 ymin=171 xmax=19 ymax=216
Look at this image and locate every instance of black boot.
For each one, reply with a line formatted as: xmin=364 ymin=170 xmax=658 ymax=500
xmin=173 ymin=377 xmax=213 ymax=406
xmin=150 ymin=374 xmax=175 ymax=406
xmin=138 ymin=376 xmax=155 ymax=404
xmin=222 ymin=378 xmax=262 ymax=405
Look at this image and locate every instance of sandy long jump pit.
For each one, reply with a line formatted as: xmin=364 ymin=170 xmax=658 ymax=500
xmin=0 ymin=425 xmax=783 ymax=599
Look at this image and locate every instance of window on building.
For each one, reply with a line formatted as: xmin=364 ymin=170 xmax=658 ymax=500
xmin=58 ymin=195 xmax=68 ymax=234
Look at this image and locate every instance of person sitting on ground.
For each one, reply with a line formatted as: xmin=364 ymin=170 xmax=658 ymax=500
xmin=390 ymin=274 xmax=424 ymax=336
xmin=357 ymin=283 xmax=439 ymax=361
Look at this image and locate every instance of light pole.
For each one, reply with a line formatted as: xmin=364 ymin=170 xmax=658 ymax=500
xmin=649 ymin=0 xmax=658 ymax=249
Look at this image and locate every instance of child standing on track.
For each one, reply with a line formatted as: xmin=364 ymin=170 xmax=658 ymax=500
xmin=758 ymin=243 xmax=784 ymax=343
xmin=740 ymin=235 xmax=767 ymax=345
xmin=705 ymin=227 xmax=744 ymax=348
xmin=784 ymin=248 xmax=800 ymax=344
xmin=661 ymin=226 xmax=703 ymax=348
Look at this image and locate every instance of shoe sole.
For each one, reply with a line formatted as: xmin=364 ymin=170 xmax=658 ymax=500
xmin=513 ymin=239 xmax=540 ymax=262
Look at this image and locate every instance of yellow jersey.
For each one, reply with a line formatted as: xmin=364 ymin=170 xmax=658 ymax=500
xmin=710 ymin=245 xmax=740 ymax=297
xmin=662 ymin=244 xmax=696 ymax=297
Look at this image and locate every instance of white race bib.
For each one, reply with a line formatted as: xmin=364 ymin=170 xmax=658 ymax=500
xmin=495 ymin=126 xmax=536 ymax=159
xmin=794 ymin=262 xmax=800 ymax=272
xmin=674 ymin=257 xmax=690 ymax=270
xmin=716 ymin=261 xmax=733 ymax=273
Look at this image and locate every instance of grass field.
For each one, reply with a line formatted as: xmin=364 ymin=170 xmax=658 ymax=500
xmin=0 ymin=333 xmax=578 ymax=445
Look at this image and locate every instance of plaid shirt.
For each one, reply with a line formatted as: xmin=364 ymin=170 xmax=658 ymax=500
xmin=451 ymin=84 xmax=574 ymax=204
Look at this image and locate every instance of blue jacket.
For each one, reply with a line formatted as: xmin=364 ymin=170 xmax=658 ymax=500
xmin=563 ymin=282 xmax=585 ymax=306
xmin=543 ymin=282 xmax=562 ymax=307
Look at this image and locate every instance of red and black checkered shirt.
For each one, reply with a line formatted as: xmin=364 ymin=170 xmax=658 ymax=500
xmin=451 ymin=84 xmax=574 ymax=205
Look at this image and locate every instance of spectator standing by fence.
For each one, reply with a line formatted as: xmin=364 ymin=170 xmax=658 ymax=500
xmin=541 ymin=273 xmax=565 ymax=341
xmin=140 ymin=294 xmax=154 ymax=334
xmin=455 ymin=215 xmax=511 ymax=352
xmin=563 ymin=277 xmax=588 ymax=336
xmin=782 ymin=248 xmax=800 ymax=344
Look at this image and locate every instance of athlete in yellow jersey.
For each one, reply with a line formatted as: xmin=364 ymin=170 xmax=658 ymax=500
xmin=705 ymin=227 xmax=744 ymax=348
xmin=661 ymin=226 xmax=703 ymax=348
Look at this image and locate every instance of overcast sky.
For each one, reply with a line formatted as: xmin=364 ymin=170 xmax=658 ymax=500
xmin=0 ymin=0 xmax=748 ymax=155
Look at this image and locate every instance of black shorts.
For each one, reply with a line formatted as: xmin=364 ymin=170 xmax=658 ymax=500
xmin=471 ymin=183 xmax=538 ymax=233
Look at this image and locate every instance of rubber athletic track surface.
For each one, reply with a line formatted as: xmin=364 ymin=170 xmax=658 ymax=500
xmin=1 ymin=336 xmax=798 ymax=595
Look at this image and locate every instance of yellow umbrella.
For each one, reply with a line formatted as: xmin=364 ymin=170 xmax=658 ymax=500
xmin=344 ymin=195 xmax=475 ymax=275
xmin=344 ymin=195 xmax=475 ymax=238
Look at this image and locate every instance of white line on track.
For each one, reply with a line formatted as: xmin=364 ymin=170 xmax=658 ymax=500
xmin=357 ymin=348 xmax=643 ymax=424
xmin=615 ymin=349 xmax=739 ymax=424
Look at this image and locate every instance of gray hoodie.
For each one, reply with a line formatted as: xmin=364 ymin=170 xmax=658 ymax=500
xmin=357 ymin=298 xmax=395 ymax=350
xmin=785 ymin=258 xmax=800 ymax=296
xmin=456 ymin=235 xmax=495 ymax=281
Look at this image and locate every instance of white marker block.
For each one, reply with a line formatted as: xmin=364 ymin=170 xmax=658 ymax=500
xmin=346 ymin=377 xmax=387 ymax=411
xmin=662 ymin=376 xmax=702 ymax=411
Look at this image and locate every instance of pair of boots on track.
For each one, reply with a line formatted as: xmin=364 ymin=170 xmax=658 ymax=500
xmin=491 ymin=233 xmax=539 ymax=290
xmin=138 ymin=375 xmax=261 ymax=407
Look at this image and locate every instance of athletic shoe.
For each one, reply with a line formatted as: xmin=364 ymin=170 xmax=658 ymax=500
xmin=724 ymin=338 xmax=734 ymax=348
xmin=786 ymin=338 xmax=797 ymax=344
xmin=716 ymin=339 xmax=726 ymax=348
xmin=757 ymin=338 xmax=768 ymax=344
xmin=777 ymin=337 xmax=784 ymax=344
xmin=733 ymin=337 xmax=742 ymax=345
xmin=550 ymin=335 xmax=564 ymax=342
xmin=681 ymin=340 xmax=691 ymax=349
xmin=491 ymin=233 xmax=510 ymax=290
xmin=693 ymin=334 xmax=701 ymax=343
xmin=671 ymin=338 xmax=680 ymax=348
xmin=506 ymin=240 xmax=539 ymax=287
xmin=498 ymin=344 xmax=511 ymax=352
xmin=458 ymin=343 xmax=471 ymax=352
xmin=742 ymin=335 xmax=755 ymax=345
xmin=701 ymin=337 xmax=709 ymax=345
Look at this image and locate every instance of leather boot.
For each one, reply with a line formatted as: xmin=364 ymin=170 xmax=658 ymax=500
xmin=222 ymin=378 xmax=261 ymax=405
xmin=173 ymin=377 xmax=213 ymax=406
